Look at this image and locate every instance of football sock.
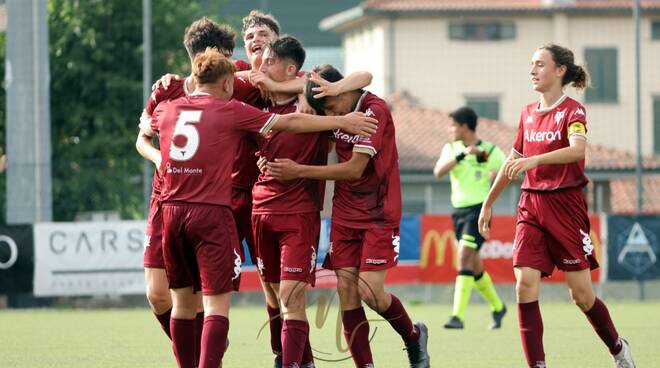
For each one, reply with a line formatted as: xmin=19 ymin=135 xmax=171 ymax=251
xmin=195 ymin=311 xmax=204 ymax=366
xmin=584 ymin=298 xmax=622 ymax=355
xmin=451 ymin=272 xmax=475 ymax=320
xmin=474 ymin=271 xmax=504 ymax=312
xmin=342 ymin=307 xmax=374 ymax=366
xmin=301 ymin=335 xmax=314 ymax=365
xmin=282 ymin=319 xmax=309 ymax=367
xmin=199 ymin=315 xmax=229 ymax=368
xmin=170 ymin=318 xmax=196 ymax=368
xmin=379 ymin=294 xmax=420 ymax=344
xmin=154 ymin=308 xmax=172 ymax=339
xmin=266 ymin=305 xmax=283 ymax=357
xmin=518 ymin=301 xmax=545 ymax=368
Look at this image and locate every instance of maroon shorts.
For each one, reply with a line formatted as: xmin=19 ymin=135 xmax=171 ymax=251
xmin=323 ymin=221 xmax=400 ymax=272
xmin=514 ymin=187 xmax=599 ymax=276
xmin=162 ymin=203 xmax=242 ymax=295
xmin=231 ymin=187 xmax=256 ymax=264
xmin=143 ymin=194 xmax=165 ymax=269
xmin=252 ymin=213 xmax=320 ymax=285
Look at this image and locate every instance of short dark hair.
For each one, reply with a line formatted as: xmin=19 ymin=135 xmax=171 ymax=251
xmin=265 ymin=35 xmax=305 ymax=72
xmin=449 ymin=107 xmax=478 ymax=131
xmin=183 ymin=17 xmax=236 ymax=59
xmin=304 ymin=64 xmax=344 ymax=115
xmin=242 ymin=10 xmax=281 ymax=36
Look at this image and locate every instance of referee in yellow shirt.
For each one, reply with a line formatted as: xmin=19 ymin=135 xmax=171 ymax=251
xmin=434 ymin=107 xmax=507 ymax=330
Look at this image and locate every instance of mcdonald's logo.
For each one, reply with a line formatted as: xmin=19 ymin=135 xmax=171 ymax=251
xmin=420 ymin=229 xmax=458 ymax=269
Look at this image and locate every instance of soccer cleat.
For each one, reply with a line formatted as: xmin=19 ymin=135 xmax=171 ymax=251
xmin=443 ymin=315 xmax=464 ymax=329
xmin=301 ymin=363 xmax=315 ymax=368
xmin=274 ymin=355 xmax=282 ymax=368
xmin=613 ymin=338 xmax=636 ymax=368
xmin=489 ymin=304 xmax=507 ymax=330
xmin=404 ymin=322 xmax=430 ymax=368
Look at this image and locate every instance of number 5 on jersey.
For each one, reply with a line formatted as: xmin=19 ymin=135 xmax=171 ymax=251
xmin=170 ymin=110 xmax=202 ymax=161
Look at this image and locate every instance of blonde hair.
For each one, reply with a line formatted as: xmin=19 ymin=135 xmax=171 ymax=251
xmin=192 ymin=47 xmax=236 ymax=85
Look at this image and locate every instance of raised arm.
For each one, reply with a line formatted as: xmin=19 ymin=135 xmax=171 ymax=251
xmin=309 ymin=71 xmax=373 ymax=99
xmin=267 ymin=152 xmax=370 ymax=181
xmin=270 ymin=112 xmax=377 ymax=137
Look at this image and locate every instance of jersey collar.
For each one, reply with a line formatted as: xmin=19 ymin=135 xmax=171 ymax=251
xmin=535 ymin=93 xmax=567 ymax=114
xmin=353 ymin=91 xmax=369 ymax=112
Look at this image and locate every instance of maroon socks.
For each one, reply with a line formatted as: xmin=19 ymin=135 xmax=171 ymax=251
xmin=199 ymin=315 xmax=229 ymax=368
xmin=518 ymin=301 xmax=545 ymax=368
xmin=378 ymin=294 xmax=420 ymax=344
xmin=282 ymin=319 xmax=309 ymax=367
xmin=154 ymin=308 xmax=172 ymax=339
xmin=266 ymin=305 xmax=283 ymax=358
xmin=584 ymin=298 xmax=622 ymax=355
xmin=171 ymin=318 xmax=196 ymax=368
xmin=343 ymin=307 xmax=374 ymax=367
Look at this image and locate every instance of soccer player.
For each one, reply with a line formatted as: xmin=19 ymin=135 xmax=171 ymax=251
xmin=478 ymin=44 xmax=635 ymax=368
xmin=252 ymin=36 xmax=323 ymax=368
xmin=267 ymin=64 xmax=430 ymax=368
xmin=142 ymin=48 xmax=378 ymax=368
xmin=433 ymin=106 xmax=507 ymax=330
xmin=135 ymin=17 xmax=237 ymax=354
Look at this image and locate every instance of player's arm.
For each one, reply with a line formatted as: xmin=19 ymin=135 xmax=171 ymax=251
xmin=308 ymin=71 xmax=373 ymax=99
xmin=268 ymin=112 xmax=377 ymax=137
xmin=504 ymin=122 xmax=586 ymax=180
xmin=478 ymin=150 xmax=521 ymax=238
xmin=135 ymin=110 xmax=161 ymax=167
xmin=267 ymin=152 xmax=370 ymax=181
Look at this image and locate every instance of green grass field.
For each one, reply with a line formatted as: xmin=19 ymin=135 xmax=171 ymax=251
xmin=1 ymin=302 xmax=658 ymax=367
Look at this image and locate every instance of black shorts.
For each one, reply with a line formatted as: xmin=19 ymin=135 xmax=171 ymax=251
xmin=452 ymin=203 xmax=485 ymax=250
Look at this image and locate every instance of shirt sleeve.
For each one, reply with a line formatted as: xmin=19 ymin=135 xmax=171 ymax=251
xmin=567 ymin=105 xmax=588 ymax=141
xmin=436 ymin=143 xmax=453 ymax=167
xmin=147 ymin=105 xmax=164 ymax=137
xmin=234 ymin=59 xmax=251 ymax=72
xmin=233 ymin=100 xmax=279 ymax=136
xmin=353 ymin=103 xmax=388 ymax=157
xmin=512 ymin=112 xmax=525 ymax=156
xmin=232 ymin=76 xmax=264 ymax=107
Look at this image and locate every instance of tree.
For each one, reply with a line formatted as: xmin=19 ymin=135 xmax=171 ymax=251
xmin=47 ymin=0 xmax=223 ymax=220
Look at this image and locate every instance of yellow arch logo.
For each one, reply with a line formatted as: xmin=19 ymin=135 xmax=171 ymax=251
xmin=420 ymin=229 xmax=458 ymax=269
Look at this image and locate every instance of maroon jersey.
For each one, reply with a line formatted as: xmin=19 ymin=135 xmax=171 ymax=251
xmin=252 ymin=97 xmax=328 ymax=214
xmin=141 ymin=78 xmax=190 ymax=197
xmin=151 ymin=94 xmax=278 ymax=206
xmin=513 ymin=95 xmax=589 ymax=191
xmin=231 ymin=75 xmax=265 ymax=190
xmin=234 ymin=59 xmax=251 ymax=72
xmin=332 ymin=92 xmax=401 ymax=229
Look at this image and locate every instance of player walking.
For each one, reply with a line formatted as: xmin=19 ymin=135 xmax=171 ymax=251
xmin=478 ymin=44 xmax=636 ymax=368
xmin=433 ymin=106 xmax=507 ymax=330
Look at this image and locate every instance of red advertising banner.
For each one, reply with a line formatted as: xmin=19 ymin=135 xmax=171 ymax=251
xmin=419 ymin=214 xmax=603 ymax=283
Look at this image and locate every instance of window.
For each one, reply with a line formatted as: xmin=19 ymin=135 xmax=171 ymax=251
xmin=449 ymin=21 xmax=516 ymax=41
xmin=466 ymin=97 xmax=500 ymax=120
xmin=653 ymin=20 xmax=660 ymax=40
xmin=585 ymin=48 xmax=618 ymax=103
xmin=654 ymin=97 xmax=660 ymax=154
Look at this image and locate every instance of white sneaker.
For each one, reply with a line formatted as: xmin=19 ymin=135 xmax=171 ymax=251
xmin=613 ymin=338 xmax=636 ymax=368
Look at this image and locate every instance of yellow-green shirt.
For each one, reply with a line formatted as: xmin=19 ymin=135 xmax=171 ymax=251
xmin=437 ymin=140 xmax=505 ymax=208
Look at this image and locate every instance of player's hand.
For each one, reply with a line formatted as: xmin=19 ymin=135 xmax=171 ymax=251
xmin=255 ymin=152 xmax=268 ymax=174
xmin=341 ymin=112 xmax=378 ymax=137
xmin=296 ymin=93 xmax=316 ymax=115
xmin=478 ymin=206 xmax=492 ymax=239
xmin=152 ymin=73 xmax=183 ymax=91
xmin=504 ymin=156 xmax=538 ymax=180
xmin=463 ymin=145 xmax=480 ymax=155
xmin=266 ymin=158 xmax=300 ymax=180
xmin=309 ymin=72 xmax=342 ymax=98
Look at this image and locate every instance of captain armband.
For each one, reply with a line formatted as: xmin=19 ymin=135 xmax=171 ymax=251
xmin=568 ymin=122 xmax=587 ymax=141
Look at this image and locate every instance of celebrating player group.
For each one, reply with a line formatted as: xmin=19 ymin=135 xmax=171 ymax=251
xmin=135 ymin=9 xmax=635 ymax=368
